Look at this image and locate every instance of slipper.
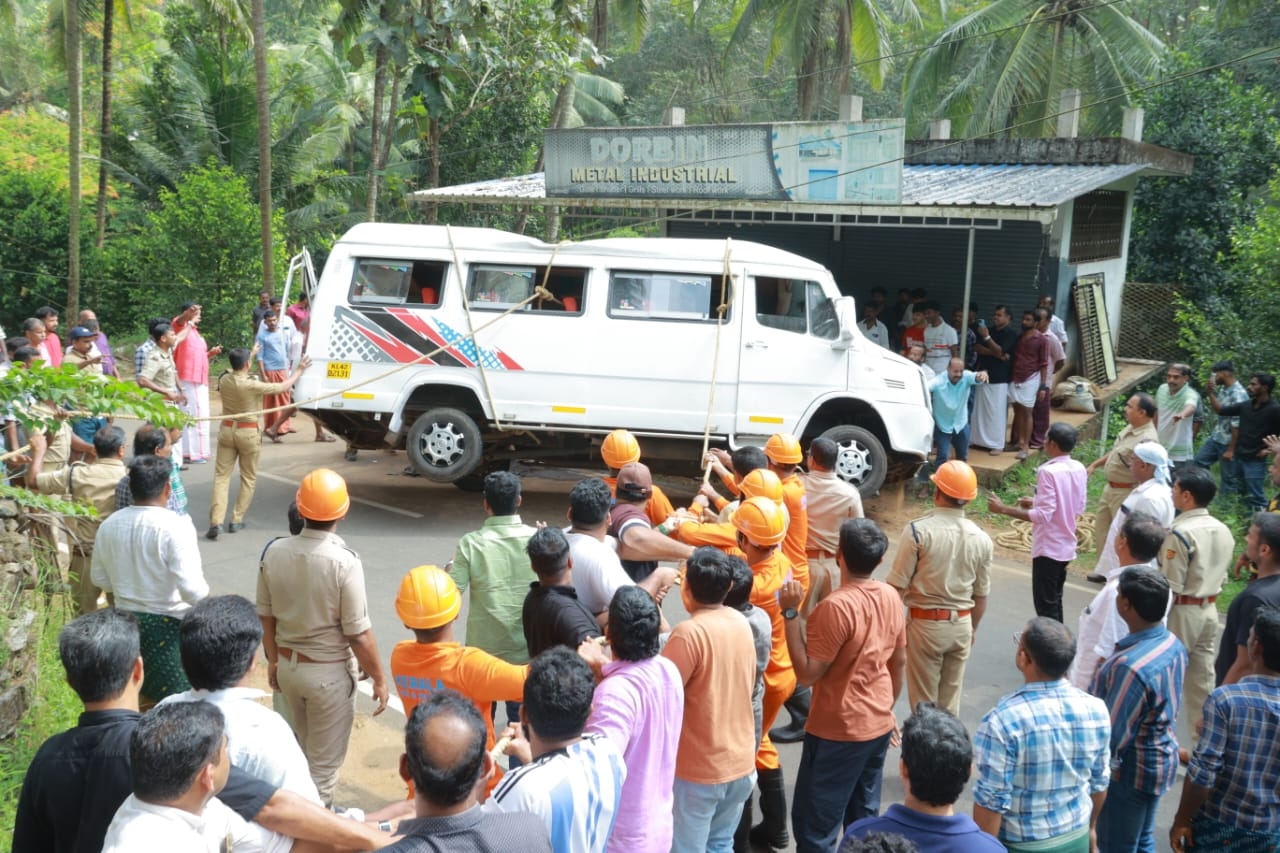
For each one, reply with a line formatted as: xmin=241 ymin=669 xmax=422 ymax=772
xmin=315 ymin=434 xmax=336 ymax=443
xmin=1016 ymin=450 xmax=1028 ymax=460
xmin=988 ymin=449 xmax=1002 ymax=456
xmin=264 ymin=429 xmax=281 ymax=444
xmin=280 ymin=428 xmax=298 ymax=435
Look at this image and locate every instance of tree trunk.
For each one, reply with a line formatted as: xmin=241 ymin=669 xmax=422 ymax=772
xmin=591 ymin=0 xmax=607 ymax=51
xmin=66 ymin=0 xmax=82 ymax=321
xmin=94 ymin=0 xmax=115 ymax=255
xmin=252 ymin=0 xmax=273 ymax=291
xmin=425 ymin=116 xmax=441 ymax=223
xmin=367 ymin=37 xmax=388 ymax=222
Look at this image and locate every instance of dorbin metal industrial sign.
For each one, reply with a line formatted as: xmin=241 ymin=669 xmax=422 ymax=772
xmin=544 ymin=121 xmax=905 ymax=204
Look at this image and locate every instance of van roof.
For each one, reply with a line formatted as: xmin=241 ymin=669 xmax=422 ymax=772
xmin=336 ymin=223 xmax=828 ymax=272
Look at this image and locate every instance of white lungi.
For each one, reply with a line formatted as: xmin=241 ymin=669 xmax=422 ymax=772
xmin=971 ymin=382 xmax=1009 ymax=449
xmin=179 ymin=380 xmax=211 ymax=461
xmin=1009 ymin=376 xmax=1039 ymax=408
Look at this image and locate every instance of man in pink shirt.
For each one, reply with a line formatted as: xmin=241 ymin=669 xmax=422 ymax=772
xmin=35 ymin=306 xmax=62 ymax=368
xmin=988 ymin=423 xmax=1087 ymax=621
xmin=171 ymin=302 xmax=223 ymax=463
xmin=583 ymin=586 xmax=683 ymax=853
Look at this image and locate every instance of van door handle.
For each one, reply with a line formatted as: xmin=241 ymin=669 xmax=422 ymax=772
xmin=745 ymin=340 xmax=769 ymax=350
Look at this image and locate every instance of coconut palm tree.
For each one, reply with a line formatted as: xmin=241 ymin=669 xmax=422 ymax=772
xmin=903 ymin=0 xmax=1164 ymax=138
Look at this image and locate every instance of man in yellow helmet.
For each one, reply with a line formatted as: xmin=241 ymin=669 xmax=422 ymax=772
xmin=600 ymin=428 xmax=675 ymax=525
xmin=257 ymin=468 xmax=389 ymax=805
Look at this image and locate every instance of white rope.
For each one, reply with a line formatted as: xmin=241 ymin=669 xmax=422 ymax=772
xmin=699 ymin=239 xmax=733 ymax=485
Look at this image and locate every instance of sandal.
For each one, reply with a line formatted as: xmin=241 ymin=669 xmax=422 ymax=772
xmin=264 ymin=429 xmax=281 ymax=444
xmin=315 ymin=433 xmax=336 ymax=443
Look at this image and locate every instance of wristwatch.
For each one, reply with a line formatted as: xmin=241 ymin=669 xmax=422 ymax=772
xmin=782 ymin=607 xmax=799 ymax=621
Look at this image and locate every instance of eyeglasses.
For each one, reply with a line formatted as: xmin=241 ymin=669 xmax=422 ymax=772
xmin=1012 ymin=631 xmax=1023 ymax=650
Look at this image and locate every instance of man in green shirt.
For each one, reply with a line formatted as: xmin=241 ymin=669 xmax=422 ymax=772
xmin=450 ymin=471 xmax=537 ymax=733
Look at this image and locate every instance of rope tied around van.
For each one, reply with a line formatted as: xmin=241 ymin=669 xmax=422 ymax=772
xmin=699 ymin=239 xmax=733 ymax=485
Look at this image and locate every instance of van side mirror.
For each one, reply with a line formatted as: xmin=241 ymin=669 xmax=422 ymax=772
xmin=830 ymin=296 xmax=857 ymax=350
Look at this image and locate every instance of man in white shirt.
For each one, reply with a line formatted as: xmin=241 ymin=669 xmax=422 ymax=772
xmin=922 ymin=301 xmax=959 ymax=375
xmin=1038 ymin=294 xmax=1069 ymax=346
xmin=857 ymin=302 xmax=891 ymax=350
xmin=162 ymin=595 xmax=321 ymax=803
xmin=102 ymin=701 xmax=294 ymax=853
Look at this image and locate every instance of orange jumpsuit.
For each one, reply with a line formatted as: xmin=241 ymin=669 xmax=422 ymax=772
xmin=779 ymin=473 xmax=810 ymax=598
xmin=390 ymin=640 xmax=527 ymax=795
xmin=673 ymin=519 xmax=742 ymax=556
xmin=604 ymin=475 xmax=677 ymax=527
xmin=749 ymin=549 xmax=798 ymax=771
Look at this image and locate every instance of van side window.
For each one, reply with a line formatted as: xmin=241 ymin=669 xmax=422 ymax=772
xmin=351 ymin=259 xmax=414 ymax=304
xmin=408 ymin=261 xmax=447 ymax=307
xmin=608 ymin=271 xmax=728 ymax=322
xmin=467 ymin=265 xmax=589 ymax=314
xmin=756 ymin=278 xmax=838 ymax=340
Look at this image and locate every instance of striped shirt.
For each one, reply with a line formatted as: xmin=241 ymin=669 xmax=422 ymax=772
xmin=1089 ymin=624 xmax=1187 ymax=795
xmin=973 ymin=680 xmax=1111 ymax=844
xmin=482 ymin=733 xmax=626 ymax=853
xmin=1187 ymin=674 xmax=1280 ymax=831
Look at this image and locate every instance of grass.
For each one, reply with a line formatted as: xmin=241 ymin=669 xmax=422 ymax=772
xmin=0 ymin=577 xmax=80 ymax=843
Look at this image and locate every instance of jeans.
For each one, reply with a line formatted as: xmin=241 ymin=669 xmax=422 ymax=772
xmin=671 ymin=772 xmax=755 ymax=853
xmin=1239 ymin=456 xmax=1268 ymax=510
xmin=792 ymin=731 xmax=890 ymax=853
xmin=1096 ymin=779 xmax=1159 ymax=853
xmin=933 ymin=423 xmax=970 ymax=464
xmin=1193 ymin=435 xmax=1240 ymax=496
xmin=1032 ymin=556 xmax=1069 ymax=623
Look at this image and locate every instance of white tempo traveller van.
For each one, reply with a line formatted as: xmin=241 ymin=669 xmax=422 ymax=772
xmin=296 ymin=223 xmax=932 ymax=495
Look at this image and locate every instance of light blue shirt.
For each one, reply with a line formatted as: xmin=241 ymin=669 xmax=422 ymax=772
xmin=255 ymin=326 xmax=291 ymax=371
xmin=930 ymin=371 xmax=979 ymax=434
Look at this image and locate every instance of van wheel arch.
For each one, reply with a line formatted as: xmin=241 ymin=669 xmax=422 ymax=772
xmin=406 ymin=407 xmax=484 ymax=483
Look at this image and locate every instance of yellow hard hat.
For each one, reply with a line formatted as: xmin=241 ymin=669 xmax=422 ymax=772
xmin=295 ymin=468 xmax=350 ymax=522
xmin=731 ymin=495 xmax=788 ymax=547
xmin=930 ymin=460 xmax=979 ymax=501
xmin=601 ymin=429 xmax=642 ymax=470
xmin=764 ymin=432 xmax=803 ymax=465
xmin=395 ymin=565 xmax=461 ymax=629
xmin=739 ymin=468 xmax=784 ymax=504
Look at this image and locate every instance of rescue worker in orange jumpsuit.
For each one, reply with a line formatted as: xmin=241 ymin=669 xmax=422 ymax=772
xmin=600 ymin=429 xmax=676 ymax=525
xmin=732 ymin=497 xmax=803 ymax=850
xmin=389 ymin=565 xmax=527 ymax=797
xmin=667 ymin=468 xmax=788 ymax=554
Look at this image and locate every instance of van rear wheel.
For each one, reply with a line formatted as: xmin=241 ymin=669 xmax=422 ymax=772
xmin=406 ymin=407 xmax=483 ymax=483
xmin=819 ymin=425 xmax=887 ymax=498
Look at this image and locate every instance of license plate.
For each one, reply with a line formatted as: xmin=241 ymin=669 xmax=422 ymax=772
xmin=326 ymin=361 xmax=352 ymax=380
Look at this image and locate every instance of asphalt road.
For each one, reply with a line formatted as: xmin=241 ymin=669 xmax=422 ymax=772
xmin=182 ymin=435 xmax=1189 ymax=851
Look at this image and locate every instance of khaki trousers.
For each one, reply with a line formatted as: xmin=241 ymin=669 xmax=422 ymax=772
xmin=905 ymin=616 xmax=973 ymax=717
xmin=802 ymin=556 xmax=840 ymax=621
xmin=68 ymin=549 xmax=101 ymax=614
xmin=1167 ymin=602 xmax=1219 ymax=736
xmin=1093 ymin=485 xmax=1130 ymax=554
xmin=276 ymin=656 xmax=358 ymax=806
xmin=209 ymin=425 xmax=261 ymax=526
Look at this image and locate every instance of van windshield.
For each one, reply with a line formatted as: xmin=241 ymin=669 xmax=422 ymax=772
xmin=608 ymin=271 xmax=729 ymax=322
xmin=756 ymin=278 xmax=838 ymax=340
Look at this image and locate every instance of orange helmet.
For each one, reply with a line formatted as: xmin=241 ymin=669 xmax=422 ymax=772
xmin=395 ymin=565 xmax=461 ymax=629
xmin=930 ymin=460 xmax=978 ymax=502
xmin=601 ymin=429 xmax=642 ymax=470
xmin=764 ymin=432 xmax=803 ymax=465
xmin=739 ymin=468 xmax=784 ymax=504
xmin=731 ymin=495 xmax=788 ymax=547
xmin=295 ymin=468 xmax=350 ymax=521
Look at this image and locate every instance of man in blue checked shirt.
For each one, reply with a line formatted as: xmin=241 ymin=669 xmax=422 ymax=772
xmin=972 ymin=617 xmax=1111 ymax=853
xmin=927 ymin=358 xmax=989 ymax=467
xmin=1171 ymin=606 xmax=1280 ymax=852
xmin=1089 ymin=567 xmax=1187 ymax=853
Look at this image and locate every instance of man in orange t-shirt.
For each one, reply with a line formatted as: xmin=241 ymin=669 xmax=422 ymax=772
xmin=389 ymin=565 xmax=526 ymax=794
xmin=778 ymin=518 xmax=907 ymax=852
xmin=661 ymin=546 xmax=756 ymax=853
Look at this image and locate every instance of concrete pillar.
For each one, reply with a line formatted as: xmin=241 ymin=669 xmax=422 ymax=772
xmin=1122 ymin=107 xmax=1145 ymax=142
xmin=663 ymin=107 xmax=685 ymax=127
xmin=929 ymin=119 xmax=951 ymax=140
xmin=838 ymin=96 xmax=863 ymax=122
xmin=1057 ymin=89 xmax=1081 ymax=139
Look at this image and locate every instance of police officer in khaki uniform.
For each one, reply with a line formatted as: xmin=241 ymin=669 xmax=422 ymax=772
xmin=257 ymin=468 xmax=389 ymax=805
xmin=886 ymin=460 xmax=992 ymax=716
xmin=26 ymin=424 xmax=127 ymax=613
xmin=206 ymin=346 xmax=310 ymax=540
xmin=1085 ymin=393 xmax=1159 ymax=582
xmin=1160 ymin=466 xmax=1235 ymax=733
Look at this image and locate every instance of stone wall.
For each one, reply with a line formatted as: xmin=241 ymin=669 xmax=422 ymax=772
xmin=0 ymin=499 xmax=41 ymax=741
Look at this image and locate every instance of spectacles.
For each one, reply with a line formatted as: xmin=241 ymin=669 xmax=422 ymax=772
xmin=1011 ymin=631 xmax=1023 ymax=648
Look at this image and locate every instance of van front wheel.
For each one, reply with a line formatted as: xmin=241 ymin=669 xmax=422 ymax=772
xmin=406 ymin=408 xmax=484 ymax=483
xmin=819 ymin=425 xmax=887 ymax=498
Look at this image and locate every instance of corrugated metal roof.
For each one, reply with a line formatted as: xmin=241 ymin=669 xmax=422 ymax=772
xmin=410 ymin=163 xmax=1146 ymax=209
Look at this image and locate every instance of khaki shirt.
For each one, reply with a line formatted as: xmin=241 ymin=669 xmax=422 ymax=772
xmin=32 ymin=456 xmax=125 ymax=547
xmin=1160 ymin=507 xmax=1235 ymax=598
xmin=257 ymin=529 xmax=372 ymax=659
xmin=801 ymin=470 xmax=863 ymax=552
xmin=217 ymin=371 xmax=290 ymax=422
xmin=140 ymin=347 xmax=178 ymax=393
xmin=887 ymin=507 xmax=993 ymax=610
xmin=1103 ymin=421 xmax=1159 ymax=484
xmin=64 ymin=348 xmax=103 ymax=376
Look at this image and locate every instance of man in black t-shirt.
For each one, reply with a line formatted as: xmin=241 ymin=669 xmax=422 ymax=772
xmin=522 ymin=526 xmax=602 ymax=658
xmin=1209 ymin=372 xmax=1280 ymax=510
xmin=971 ymin=305 xmax=1020 ymax=454
xmin=1216 ymin=514 xmax=1280 ymax=685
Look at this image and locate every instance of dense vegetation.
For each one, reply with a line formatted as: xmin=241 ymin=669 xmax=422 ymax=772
xmin=0 ymin=0 xmax=1276 ymax=349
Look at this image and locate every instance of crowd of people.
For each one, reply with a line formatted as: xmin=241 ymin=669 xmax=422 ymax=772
xmin=4 ymin=290 xmax=1280 ymax=853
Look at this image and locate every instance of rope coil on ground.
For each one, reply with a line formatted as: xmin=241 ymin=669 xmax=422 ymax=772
xmin=993 ymin=512 xmax=1096 ymax=554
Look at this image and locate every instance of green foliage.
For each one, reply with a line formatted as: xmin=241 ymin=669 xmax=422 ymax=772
xmin=100 ymin=162 xmax=286 ymax=346
xmin=2 ymin=362 xmax=187 ymax=435
xmin=1128 ymin=52 xmax=1280 ymax=300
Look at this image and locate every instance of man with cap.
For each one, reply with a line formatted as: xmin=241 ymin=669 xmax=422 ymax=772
xmin=607 ymin=461 xmax=693 ymax=582
xmin=257 ymin=467 xmax=389 ymax=805
xmin=888 ymin=459 xmax=991 ymax=716
xmin=60 ymin=324 xmax=111 ymax=457
xmin=1085 ymin=393 xmax=1159 ymax=582
xmin=599 ymin=429 xmax=675 ymax=526
xmin=390 ymin=565 xmax=526 ymax=796
xmin=989 ymin=423 xmax=1088 ymax=622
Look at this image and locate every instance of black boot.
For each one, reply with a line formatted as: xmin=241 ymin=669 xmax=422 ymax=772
xmin=768 ymin=685 xmax=811 ymax=744
xmin=749 ymin=767 xmax=790 ymax=849
xmin=734 ymin=790 xmax=752 ymax=853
